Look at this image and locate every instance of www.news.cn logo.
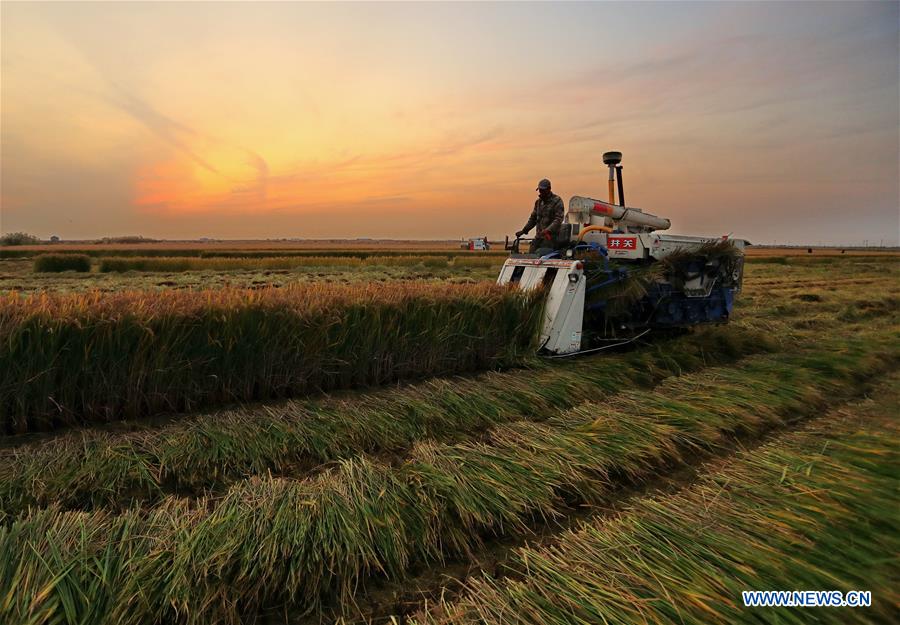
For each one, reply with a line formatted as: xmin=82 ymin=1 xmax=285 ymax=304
xmin=742 ymin=590 xmax=872 ymax=608
xmin=608 ymin=236 xmax=637 ymax=250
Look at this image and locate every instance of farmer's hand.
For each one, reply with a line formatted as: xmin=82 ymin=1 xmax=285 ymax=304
xmin=515 ymin=230 xmax=524 ymax=238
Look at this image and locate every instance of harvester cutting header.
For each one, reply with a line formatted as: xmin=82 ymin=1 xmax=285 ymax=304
xmin=500 ymin=151 xmax=747 ymax=356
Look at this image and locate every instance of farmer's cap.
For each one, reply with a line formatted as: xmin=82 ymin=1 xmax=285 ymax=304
xmin=536 ymin=178 xmax=551 ymax=190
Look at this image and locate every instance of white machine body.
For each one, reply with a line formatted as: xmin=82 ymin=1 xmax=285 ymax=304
xmin=566 ymin=195 xmax=746 ymax=261
xmin=577 ymin=231 xmax=746 ymax=261
xmin=497 ymin=258 xmax=586 ymax=354
xmin=568 ymin=196 xmax=672 ymax=232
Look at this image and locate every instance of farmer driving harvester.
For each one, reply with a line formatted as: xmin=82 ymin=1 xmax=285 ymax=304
xmin=515 ymin=178 xmax=565 ymax=253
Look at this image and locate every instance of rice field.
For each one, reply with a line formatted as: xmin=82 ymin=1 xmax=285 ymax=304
xmin=0 ymin=283 xmax=542 ymax=433
xmin=96 ymin=255 xmax=503 ymax=273
xmin=410 ymin=378 xmax=899 ymax=624
xmin=0 ymin=246 xmax=897 ymax=625
xmin=0 ymin=252 xmax=507 ymax=294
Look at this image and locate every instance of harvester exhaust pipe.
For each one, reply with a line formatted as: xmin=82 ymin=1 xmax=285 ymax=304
xmin=603 ymin=151 xmax=625 ymax=207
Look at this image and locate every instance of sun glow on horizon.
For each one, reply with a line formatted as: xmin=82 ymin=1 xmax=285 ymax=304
xmin=1 ymin=2 xmax=897 ymax=244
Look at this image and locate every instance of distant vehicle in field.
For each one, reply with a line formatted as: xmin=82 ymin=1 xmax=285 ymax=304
xmin=462 ymin=236 xmax=491 ymax=251
xmin=500 ymin=151 xmax=747 ymax=357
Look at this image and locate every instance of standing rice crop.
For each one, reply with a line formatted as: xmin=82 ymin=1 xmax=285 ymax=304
xmin=0 ymin=283 xmax=544 ymax=434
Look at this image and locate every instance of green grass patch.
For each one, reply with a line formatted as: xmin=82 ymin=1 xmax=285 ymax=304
xmin=32 ymin=254 xmax=91 ymax=273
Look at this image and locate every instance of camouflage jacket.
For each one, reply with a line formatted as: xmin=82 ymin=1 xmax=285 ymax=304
xmin=522 ymin=193 xmax=565 ymax=236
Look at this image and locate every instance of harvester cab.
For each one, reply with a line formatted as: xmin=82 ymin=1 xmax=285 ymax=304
xmin=499 ymin=151 xmax=747 ymax=357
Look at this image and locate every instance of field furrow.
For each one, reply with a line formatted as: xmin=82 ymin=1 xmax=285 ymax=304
xmin=327 ymin=372 xmax=900 ymax=624
xmin=409 ymin=374 xmax=899 ymax=625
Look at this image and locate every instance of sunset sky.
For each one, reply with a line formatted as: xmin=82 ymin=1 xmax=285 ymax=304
xmin=1 ymin=1 xmax=898 ymax=244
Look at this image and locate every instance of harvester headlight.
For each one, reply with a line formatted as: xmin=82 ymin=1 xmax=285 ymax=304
xmin=568 ymin=273 xmax=580 ymax=283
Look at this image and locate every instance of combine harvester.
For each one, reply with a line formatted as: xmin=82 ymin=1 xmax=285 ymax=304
xmin=499 ymin=151 xmax=747 ymax=357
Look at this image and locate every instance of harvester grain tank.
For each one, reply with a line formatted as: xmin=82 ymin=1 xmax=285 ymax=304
xmin=499 ymin=151 xmax=747 ymax=356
